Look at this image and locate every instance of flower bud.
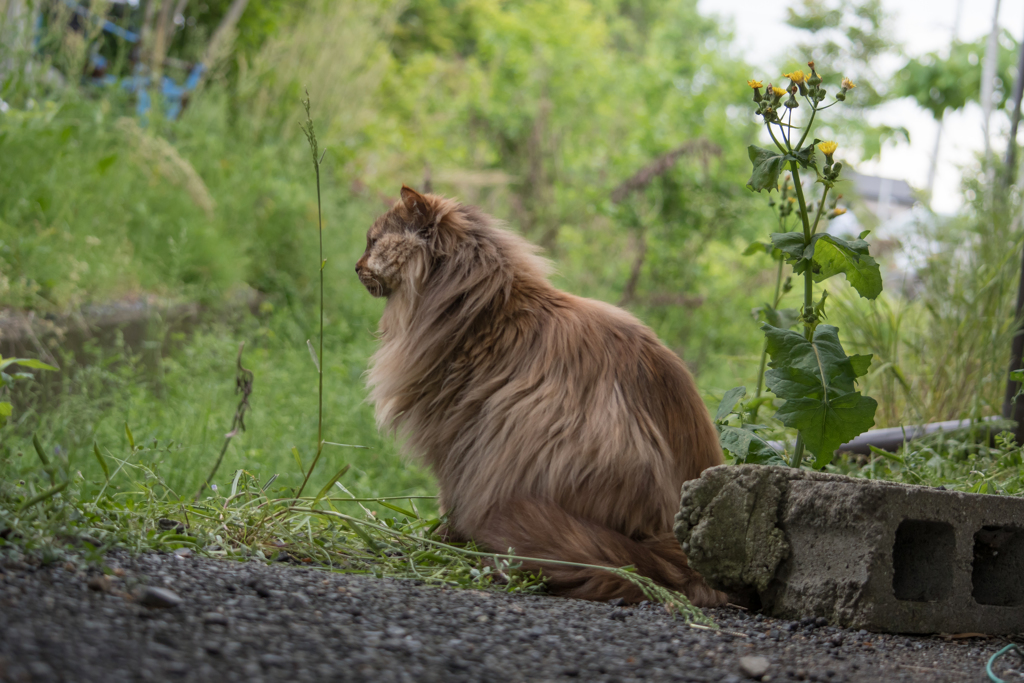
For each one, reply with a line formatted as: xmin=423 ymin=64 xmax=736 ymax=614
xmin=747 ymin=79 xmax=763 ymax=103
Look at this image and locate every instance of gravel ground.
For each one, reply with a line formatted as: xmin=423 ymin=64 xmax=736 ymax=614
xmin=0 ymin=552 xmax=1019 ymax=683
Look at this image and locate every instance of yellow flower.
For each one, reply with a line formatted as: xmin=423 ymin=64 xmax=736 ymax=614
xmin=832 ymin=207 xmax=847 ymax=216
xmin=818 ymin=141 xmax=838 ymax=155
xmin=747 ymin=79 xmax=763 ymax=89
xmin=783 ymin=70 xmax=806 ymax=83
xmin=771 ymin=86 xmax=786 ymax=98
xmin=841 ymin=77 xmax=856 ymax=90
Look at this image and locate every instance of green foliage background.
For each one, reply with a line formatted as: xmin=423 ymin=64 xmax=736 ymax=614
xmin=1 ymin=0 xmax=1023 ymax=502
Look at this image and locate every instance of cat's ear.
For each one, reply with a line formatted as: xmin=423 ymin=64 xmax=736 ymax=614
xmin=400 ymin=185 xmax=429 ymax=218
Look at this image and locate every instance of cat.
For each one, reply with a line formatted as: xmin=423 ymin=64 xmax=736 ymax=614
xmin=356 ymin=186 xmax=726 ymax=605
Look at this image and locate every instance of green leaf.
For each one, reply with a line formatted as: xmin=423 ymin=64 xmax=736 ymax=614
xmin=775 ymin=393 xmax=878 ymax=468
xmin=125 ymin=422 xmax=135 ymax=450
xmin=756 ymin=303 xmax=800 ymax=330
xmin=761 ymin=323 xmax=877 ymax=465
xmin=742 ymin=241 xmax=771 ymax=256
xmin=849 ymin=354 xmax=873 ymax=378
xmin=770 ymin=232 xmax=808 ymax=261
xmin=791 ymin=139 xmax=820 ymax=169
xmin=717 ymin=425 xmax=786 ymax=466
xmin=96 ymin=153 xmax=118 ymax=173
xmin=746 ymin=145 xmax=789 ymax=193
xmin=93 ymin=442 xmax=110 ymax=481
xmin=715 ymin=386 xmax=746 ymax=422
xmin=291 ymin=446 xmax=304 ymax=473
xmin=809 ymin=234 xmax=882 ymax=300
xmin=0 ymin=358 xmax=57 ymax=371
xmin=0 ymin=401 xmax=10 ymax=428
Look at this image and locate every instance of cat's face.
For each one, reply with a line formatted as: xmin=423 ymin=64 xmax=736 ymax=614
xmin=355 ymin=195 xmax=428 ymax=298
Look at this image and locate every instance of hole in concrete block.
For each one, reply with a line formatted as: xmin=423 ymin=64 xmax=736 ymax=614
xmin=972 ymin=526 xmax=1024 ymax=607
xmin=892 ymin=520 xmax=955 ymax=602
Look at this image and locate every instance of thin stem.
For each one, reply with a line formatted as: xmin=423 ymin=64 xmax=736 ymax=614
xmin=810 ymin=185 xmax=831 ymax=237
xmin=766 ymin=123 xmax=788 ymax=153
xmin=791 ymin=434 xmax=805 ymax=468
xmin=788 ymin=163 xmax=816 ymax=469
xmin=795 ymin=101 xmax=818 ymax=151
xmin=297 ymin=92 xmax=326 ymax=501
xmin=195 ymin=344 xmax=253 ymax=501
xmin=754 ymin=257 xmax=785 ymax=402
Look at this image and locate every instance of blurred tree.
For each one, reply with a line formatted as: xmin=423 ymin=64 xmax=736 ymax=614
xmin=893 ymin=32 xmax=1021 ymax=121
xmin=783 ymin=0 xmax=906 ymax=159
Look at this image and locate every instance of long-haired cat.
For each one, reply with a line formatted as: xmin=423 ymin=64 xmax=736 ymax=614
xmin=356 ymin=186 xmax=726 ymax=605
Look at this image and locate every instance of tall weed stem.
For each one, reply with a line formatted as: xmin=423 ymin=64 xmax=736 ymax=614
xmin=297 ymin=90 xmax=327 ymax=500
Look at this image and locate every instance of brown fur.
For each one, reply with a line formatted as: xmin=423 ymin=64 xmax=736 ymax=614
xmin=356 ymin=186 xmax=725 ymax=605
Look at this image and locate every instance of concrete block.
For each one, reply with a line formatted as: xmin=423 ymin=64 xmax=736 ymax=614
xmin=674 ymin=465 xmax=1024 ymax=634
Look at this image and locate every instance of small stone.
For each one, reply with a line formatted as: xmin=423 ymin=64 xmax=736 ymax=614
xmin=87 ymin=575 xmax=111 ymax=592
xmin=814 ymin=616 xmax=828 ymax=627
xmin=158 ymin=518 xmax=186 ymax=533
xmin=29 ymin=661 xmax=54 ymax=679
xmin=608 ymin=597 xmax=625 ymax=607
xmin=830 ymin=635 xmax=844 ymax=647
xmin=203 ymin=612 xmax=228 ymax=626
xmin=739 ymin=655 xmax=770 ymax=680
xmin=260 ymin=654 xmax=287 ymax=668
xmin=138 ymin=586 xmax=182 ymax=609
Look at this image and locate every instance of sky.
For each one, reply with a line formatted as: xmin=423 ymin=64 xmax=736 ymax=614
xmin=696 ymin=0 xmax=1024 ymax=214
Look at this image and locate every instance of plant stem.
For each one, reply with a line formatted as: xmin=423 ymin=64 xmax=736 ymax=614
xmin=195 ymin=343 xmax=253 ymax=501
xmin=810 ymin=185 xmax=831 ymax=237
xmin=788 ymin=162 xmax=816 ymax=468
xmin=795 ymin=101 xmax=817 ymax=151
xmin=297 ymin=93 xmax=326 ymax=501
xmin=753 ymin=256 xmax=785 ymax=417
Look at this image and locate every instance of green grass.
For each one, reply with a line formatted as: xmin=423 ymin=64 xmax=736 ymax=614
xmin=0 ymin=323 xmax=712 ymax=625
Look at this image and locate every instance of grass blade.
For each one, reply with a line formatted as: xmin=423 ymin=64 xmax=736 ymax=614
xmin=313 ymin=464 xmax=350 ymax=507
xmin=125 ymin=422 xmax=135 ymax=450
xmin=378 ymin=501 xmax=417 ymax=518
xmin=230 ymin=469 xmax=244 ymax=497
xmin=306 ymin=340 xmax=321 ymax=373
xmin=93 ymin=442 xmax=110 ymax=481
xmin=17 ymin=481 xmax=68 ymax=513
xmin=261 ymin=474 xmax=279 ymax=493
xmin=32 ymin=434 xmax=50 ymax=468
xmin=291 ymin=447 xmax=304 ymax=473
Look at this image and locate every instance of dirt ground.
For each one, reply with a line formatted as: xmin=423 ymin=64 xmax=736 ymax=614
xmin=1 ymin=552 xmax=1021 ymax=683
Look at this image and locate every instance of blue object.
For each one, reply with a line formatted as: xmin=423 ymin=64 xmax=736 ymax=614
xmin=987 ymin=643 xmax=1022 ymax=683
xmin=66 ymin=0 xmax=205 ymax=121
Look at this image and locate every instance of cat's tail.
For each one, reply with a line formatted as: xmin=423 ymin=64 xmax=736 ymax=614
xmin=469 ymin=498 xmax=726 ymax=606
